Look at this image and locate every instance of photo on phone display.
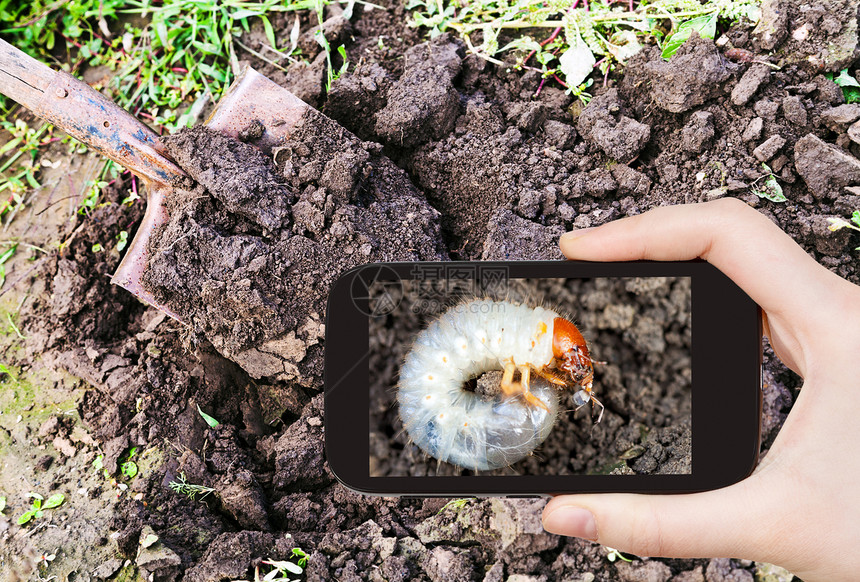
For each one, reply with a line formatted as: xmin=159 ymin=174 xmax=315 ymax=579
xmin=368 ymin=271 xmax=693 ymax=477
xmin=325 ymin=261 xmax=760 ymax=496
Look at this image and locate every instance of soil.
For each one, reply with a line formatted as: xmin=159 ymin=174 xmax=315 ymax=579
xmin=2 ymin=0 xmax=859 ymax=580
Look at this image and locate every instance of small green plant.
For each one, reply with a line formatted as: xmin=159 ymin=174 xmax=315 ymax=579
xmin=605 ymin=546 xmax=633 ymax=563
xmin=0 ymin=362 xmax=16 ymax=379
xmin=168 ymin=472 xmax=215 ymax=501
xmin=0 ymin=120 xmax=51 ymax=217
xmin=437 ymin=497 xmax=471 ymax=515
xmin=661 ymin=12 xmax=717 ymax=59
xmin=750 ymin=163 xmax=786 ymax=203
xmin=120 ymin=447 xmax=139 ymax=479
xmin=36 ymin=549 xmax=58 ymax=569
xmin=79 ymin=181 xmax=107 ymax=217
xmin=77 ymin=159 xmax=120 ymax=216
xmin=197 ymin=404 xmax=221 ymax=428
xmin=828 ymin=211 xmax=860 ymax=251
xmin=0 ymin=495 xmax=6 ymax=513
xmin=116 ymin=230 xmax=129 ymax=252
xmin=17 ymin=492 xmax=65 ymax=525
xmin=7 ymin=313 xmax=25 ymax=340
xmin=290 ymin=548 xmax=309 ymax=567
xmin=0 ymin=242 xmax=17 ymax=289
xmin=259 ymin=556 xmax=305 ymax=581
xmin=831 ymin=69 xmax=860 ymax=104
xmin=313 ymin=0 xmax=353 ymax=91
xmin=229 ymin=549 xmax=309 ymax=582
xmin=406 ymin=0 xmax=761 ymax=96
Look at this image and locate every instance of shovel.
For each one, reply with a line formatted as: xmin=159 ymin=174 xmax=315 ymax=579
xmin=0 ymin=39 xmax=310 ymax=320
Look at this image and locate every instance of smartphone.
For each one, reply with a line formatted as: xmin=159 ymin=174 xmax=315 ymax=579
xmin=325 ymin=261 xmax=762 ymax=496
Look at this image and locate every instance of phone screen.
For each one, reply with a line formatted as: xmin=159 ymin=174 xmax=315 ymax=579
xmin=368 ymin=269 xmax=692 ymax=477
xmin=325 ymin=261 xmax=760 ymax=496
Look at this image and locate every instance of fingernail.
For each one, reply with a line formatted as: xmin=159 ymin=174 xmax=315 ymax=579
xmin=543 ymin=506 xmax=598 ymax=540
xmin=560 ymin=227 xmax=595 ymax=243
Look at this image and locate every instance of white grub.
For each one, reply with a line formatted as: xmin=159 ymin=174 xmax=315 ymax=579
xmin=398 ymin=299 xmax=564 ymax=471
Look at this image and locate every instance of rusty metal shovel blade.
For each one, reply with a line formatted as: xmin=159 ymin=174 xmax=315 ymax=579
xmin=112 ymin=67 xmax=311 ymax=315
xmin=0 ymin=39 xmax=312 ymax=320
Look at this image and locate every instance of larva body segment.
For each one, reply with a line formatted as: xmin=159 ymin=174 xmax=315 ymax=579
xmin=398 ymin=299 xmax=565 ymax=471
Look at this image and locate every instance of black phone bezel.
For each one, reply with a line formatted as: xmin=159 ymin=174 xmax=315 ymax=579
xmin=325 ymin=260 xmax=762 ymax=496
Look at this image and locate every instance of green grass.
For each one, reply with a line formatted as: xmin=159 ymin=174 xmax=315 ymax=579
xmin=436 ymin=497 xmax=472 ymax=514
xmin=0 ymin=0 xmax=351 ymax=214
xmin=168 ymin=471 xmax=216 ymax=501
xmin=406 ymin=0 xmax=762 ymax=97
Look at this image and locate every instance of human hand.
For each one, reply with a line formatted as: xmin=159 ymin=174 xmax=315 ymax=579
xmin=543 ymin=198 xmax=860 ymax=581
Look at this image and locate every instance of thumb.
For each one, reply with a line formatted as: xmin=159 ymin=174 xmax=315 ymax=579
xmin=542 ymin=476 xmax=777 ymax=560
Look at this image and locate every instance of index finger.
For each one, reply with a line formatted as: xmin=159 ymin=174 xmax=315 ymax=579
xmin=560 ymin=199 xmax=851 ymax=353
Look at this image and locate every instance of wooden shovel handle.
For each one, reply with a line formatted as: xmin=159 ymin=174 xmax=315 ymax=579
xmin=0 ymin=39 xmax=186 ymax=186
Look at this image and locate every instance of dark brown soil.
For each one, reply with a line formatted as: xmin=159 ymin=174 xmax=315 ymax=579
xmin=142 ymin=112 xmax=445 ymax=386
xmin=3 ymin=0 xmax=859 ymax=580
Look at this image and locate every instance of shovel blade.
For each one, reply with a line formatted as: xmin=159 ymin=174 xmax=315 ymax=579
xmin=111 ymin=67 xmax=312 ymax=318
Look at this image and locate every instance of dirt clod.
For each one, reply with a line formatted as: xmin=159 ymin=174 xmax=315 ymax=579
xmin=731 ymin=63 xmax=772 ymax=106
xmin=644 ymin=34 xmax=732 ymax=113
xmin=681 ymin=111 xmax=716 ymax=154
xmin=578 ymin=89 xmax=651 ymax=162
xmin=143 ymin=114 xmax=445 ymax=384
xmin=794 ymin=134 xmax=860 ymax=199
xmin=374 ymin=34 xmax=464 ymax=147
xmin=181 ymin=532 xmax=277 ymax=582
xmin=482 ymin=209 xmax=565 ymax=260
xmin=754 ymin=135 xmax=787 ymax=162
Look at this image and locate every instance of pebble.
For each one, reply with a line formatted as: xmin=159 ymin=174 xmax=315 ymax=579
xmin=754 ymin=135 xmax=786 ymax=162
xmin=732 ymin=64 xmax=771 ymax=106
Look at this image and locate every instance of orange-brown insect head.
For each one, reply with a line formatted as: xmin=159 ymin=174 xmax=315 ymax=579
xmin=552 ymin=317 xmax=594 ymax=389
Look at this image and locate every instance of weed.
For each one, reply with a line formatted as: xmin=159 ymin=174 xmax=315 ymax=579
xmin=0 ymin=495 xmax=5 ymax=512
xmin=120 ymin=446 xmax=139 ymax=479
xmin=605 ymin=546 xmax=633 ymax=562
xmin=0 ymin=361 xmax=16 ymax=379
xmin=17 ymin=492 xmax=65 ymax=525
xmin=828 ymin=210 xmax=860 ymax=251
xmin=437 ymin=497 xmax=471 ymax=515
xmin=7 ymin=313 xmax=25 ymax=340
xmin=36 ymin=550 xmax=58 ymax=569
xmin=660 ymin=11 xmax=716 ymax=59
xmin=750 ymin=163 xmax=786 ymax=203
xmin=0 ymin=120 xmax=52 ymax=223
xmin=0 ymin=242 xmax=16 ymax=289
xmin=291 ymin=548 xmax=309 ymax=567
xmin=406 ymin=0 xmax=761 ymax=96
xmin=260 ymin=557 xmax=305 ymax=581
xmin=197 ymin=403 xmax=221 ymax=428
xmin=168 ymin=472 xmax=216 ymax=501
xmin=830 ymin=69 xmax=860 ymax=104
xmin=116 ymin=230 xmax=129 ymax=252
xmin=77 ymin=159 xmax=120 ymax=216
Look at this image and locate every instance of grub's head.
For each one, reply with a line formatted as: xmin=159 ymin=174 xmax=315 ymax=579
xmin=551 ymin=317 xmax=594 ymax=389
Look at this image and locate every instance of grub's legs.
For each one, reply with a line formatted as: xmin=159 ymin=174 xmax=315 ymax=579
xmin=531 ymin=365 xmax=568 ymax=387
xmin=519 ymin=364 xmax=551 ymax=412
xmin=500 ymin=362 xmax=551 ymax=412
xmin=500 ymin=362 xmax=518 ymax=396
